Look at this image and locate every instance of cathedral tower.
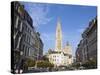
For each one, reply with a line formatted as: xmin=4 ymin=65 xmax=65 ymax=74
xmin=55 ymin=18 xmax=62 ymax=51
xmin=63 ymin=42 xmax=72 ymax=55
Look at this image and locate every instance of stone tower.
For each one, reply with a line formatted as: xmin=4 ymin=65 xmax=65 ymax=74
xmin=55 ymin=18 xmax=62 ymax=52
xmin=63 ymin=42 xmax=72 ymax=55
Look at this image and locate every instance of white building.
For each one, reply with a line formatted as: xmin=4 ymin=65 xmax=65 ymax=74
xmin=63 ymin=42 xmax=73 ymax=64
xmin=48 ymin=51 xmax=71 ymax=67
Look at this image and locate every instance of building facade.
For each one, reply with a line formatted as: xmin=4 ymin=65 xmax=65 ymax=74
xmin=63 ymin=42 xmax=73 ymax=64
xmin=76 ymin=40 xmax=84 ymax=63
xmin=76 ymin=17 xmax=97 ymax=64
xmin=47 ymin=51 xmax=69 ymax=66
xmin=11 ymin=1 xmax=43 ymax=73
xmin=35 ymin=32 xmax=43 ymax=60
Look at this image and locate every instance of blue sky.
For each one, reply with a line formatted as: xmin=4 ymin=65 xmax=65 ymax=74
xmin=21 ymin=2 xmax=97 ymax=56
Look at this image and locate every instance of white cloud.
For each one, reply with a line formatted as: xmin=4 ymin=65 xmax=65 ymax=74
xmin=40 ymin=32 xmax=55 ymax=52
xmin=77 ymin=28 xmax=85 ymax=33
xmin=21 ymin=2 xmax=52 ymax=27
xmin=41 ymin=33 xmax=55 ymax=41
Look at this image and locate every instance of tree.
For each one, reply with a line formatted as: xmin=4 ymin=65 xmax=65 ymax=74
xmin=75 ymin=63 xmax=81 ymax=69
xmin=24 ymin=58 xmax=35 ymax=67
xmin=82 ymin=59 xmax=97 ymax=69
xmin=42 ymin=55 xmax=49 ymax=61
xmin=36 ymin=60 xmax=54 ymax=68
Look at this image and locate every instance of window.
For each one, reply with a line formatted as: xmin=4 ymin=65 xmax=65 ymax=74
xmin=25 ymin=46 xmax=27 ymax=56
xmin=27 ymin=36 xmax=29 ymax=43
xmin=18 ymin=19 xmax=21 ymax=29
xmin=26 ymin=35 xmax=28 ymax=42
xmin=15 ymin=3 xmax=19 ymax=10
xmin=53 ymin=59 xmax=55 ymax=61
xmin=27 ymin=47 xmax=29 ymax=56
xmin=26 ymin=27 xmax=28 ymax=32
xmin=15 ymin=16 xmax=19 ymax=28
xmin=55 ymin=56 xmax=56 ymax=58
xmin=23 ymin=45 xmax=25 ymax=55
xmin=26 ymin=49 xmax=27 ymax=56
xmin=29 ymin=37 xmax=30 ymax=44
xmin=94 ymin=29 xmax=97 ymax=33
xmin=28 ymin=48 xmax=30 ymax=56
xmin=14 ymin=15 xmax=17 ymax=26
xmin=20 ymin=22 xmax=22 ymax=32
xmin=22 ymin=45 xmax=24 ymax=50
xmin=24 ymin=24 xmax=27 ymax=31
xmin=24 ymin=34 xmax=26 ymax=41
